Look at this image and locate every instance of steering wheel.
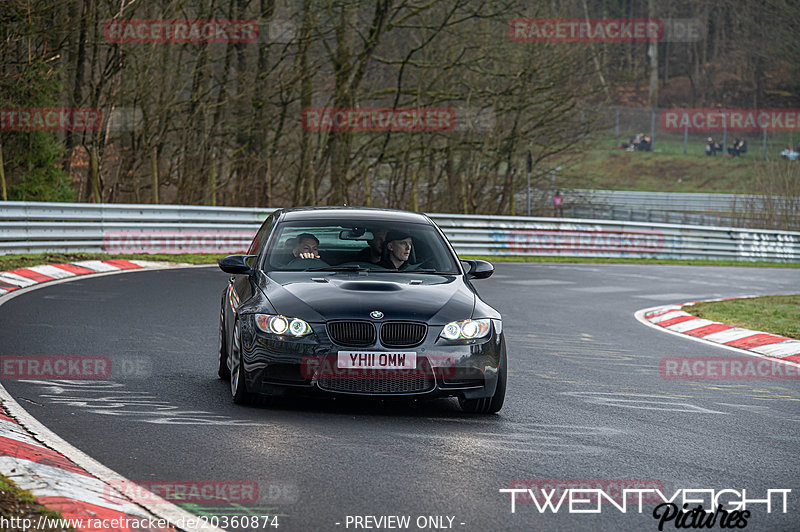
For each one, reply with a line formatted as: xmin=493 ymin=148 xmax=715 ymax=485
xmin=408 ymin=258 xmax=434 ymax=270
xmin=284 ymin=257 xmax=330 ymax=269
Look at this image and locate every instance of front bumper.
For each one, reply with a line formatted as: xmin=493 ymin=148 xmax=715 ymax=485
xmin=238 ymin=316 xmax=504 ymax=400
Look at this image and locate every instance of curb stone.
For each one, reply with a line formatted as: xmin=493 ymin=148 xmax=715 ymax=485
xmin=642 ymin=296 xmax=800 ymax=363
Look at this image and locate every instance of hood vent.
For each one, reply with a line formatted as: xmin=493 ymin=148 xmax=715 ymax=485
xmin=338 ymin=281 xmax=402 ymax=292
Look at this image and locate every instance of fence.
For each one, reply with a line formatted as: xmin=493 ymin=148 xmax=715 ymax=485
xmin=1 ymin=201 xmax=797 ymax=262
xmin=517 ymin=189 xmax=800 ymax=230
xmin=560 ymin=189 xmax=800 ymax=230
xmin=603 ymin=106 xmax=800 ymax=158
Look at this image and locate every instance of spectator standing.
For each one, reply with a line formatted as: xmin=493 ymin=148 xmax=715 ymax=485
xmin=553 ymin=190 xmax=564 ymax=217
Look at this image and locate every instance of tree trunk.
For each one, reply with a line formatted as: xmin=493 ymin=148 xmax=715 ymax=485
xmin=89 ymin=145 xmax=101 ymax=203
xmin=209 ymin=156 xmax=217 ymax=206
xmin=647 ymin=0 xmax=658 ymax=109
xmin=411 ymin=165 xmax=418 ymax=212
xmin=63 ymin=0 xmax=89 ymax=176
xmin=295 ymin=0 xmax=314 ymax=205
xmin=151 ymin=146 xmax=159 ymax=204
xmin=0 ymin=138 xmax=6 ymax=201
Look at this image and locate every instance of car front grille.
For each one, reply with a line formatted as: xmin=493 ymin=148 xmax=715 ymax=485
xmin=379 ymin=321 xmax=427 ymax=347
xmin=316 ymin=360 xmax=434 ymax=394
xmin=327 ymin=321 xmax=376 ymax=347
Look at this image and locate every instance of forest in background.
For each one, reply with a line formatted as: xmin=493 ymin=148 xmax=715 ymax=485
xmin=1 ymin=0 xmax=798 ymax=213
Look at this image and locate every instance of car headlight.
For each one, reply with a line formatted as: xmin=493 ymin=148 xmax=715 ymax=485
xmin=255 ymin=314 xmax=312 ymax=337
xmin=439 ymin=319 xmax=491 ymax=340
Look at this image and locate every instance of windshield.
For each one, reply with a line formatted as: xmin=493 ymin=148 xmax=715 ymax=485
xmin=263 ymin=220 xmax=460 ymax=274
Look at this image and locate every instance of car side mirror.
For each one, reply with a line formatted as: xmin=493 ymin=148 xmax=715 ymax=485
xmin=463 ymin=259 xmax=494 ymax=279
xmin=219 ymin=254 xmax=256 ymax=275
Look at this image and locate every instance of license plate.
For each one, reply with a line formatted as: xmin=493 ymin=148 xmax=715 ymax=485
xmin=338 ymin=351 xmax=417 ymax=370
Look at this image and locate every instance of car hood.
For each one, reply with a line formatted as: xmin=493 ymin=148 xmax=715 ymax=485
xmin=259 ymin=272 xmax=475 ymax=324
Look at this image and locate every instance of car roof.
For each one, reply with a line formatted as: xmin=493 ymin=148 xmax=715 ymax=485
xmin=278 ymin=206 xmax=434 ymax=225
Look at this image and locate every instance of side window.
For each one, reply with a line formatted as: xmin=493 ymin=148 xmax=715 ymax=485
xmin=247 ymin=212 xmax=277 ymax=256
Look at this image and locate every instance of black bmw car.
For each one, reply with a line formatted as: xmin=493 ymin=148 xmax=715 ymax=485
xmin=217 ymin=207 xmax=506 ymax=413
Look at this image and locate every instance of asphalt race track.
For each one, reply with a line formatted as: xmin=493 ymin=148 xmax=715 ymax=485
xmin=1 ymin=263 xmax=798 ymax=532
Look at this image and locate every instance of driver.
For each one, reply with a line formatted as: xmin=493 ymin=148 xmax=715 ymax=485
xmin=379 ymin=230 xmax=412 ymax=270
xmin=293 ymin=233 xmax=320 ymax=259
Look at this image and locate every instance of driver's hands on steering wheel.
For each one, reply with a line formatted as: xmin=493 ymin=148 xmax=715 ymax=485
xmin=298 ymin=252 xmax=319 ymax=259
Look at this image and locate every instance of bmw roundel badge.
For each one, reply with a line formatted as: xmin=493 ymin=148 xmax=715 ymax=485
xmin=370 ymin=310 xmax=384 ymax=319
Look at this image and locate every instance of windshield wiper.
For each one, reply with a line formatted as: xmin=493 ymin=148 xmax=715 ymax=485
xmin=308 ymin=265 xmax=370 ymax=272
xmin=379 ymin=268 xmax=454 ymax=274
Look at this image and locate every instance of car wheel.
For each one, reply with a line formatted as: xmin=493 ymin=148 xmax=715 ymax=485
xmin=229 ymin=320 xmax=252 ymax=404
xmin=459 ymin=342 xmax=506 ymax=414
xmin=217 ymin=306 xmax=231 ymax=380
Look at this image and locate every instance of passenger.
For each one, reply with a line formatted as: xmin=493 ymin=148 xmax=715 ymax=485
xmin=356 ymin=227 xmax=387 ymax=264
xmin=293 ymin=233 xmax=320 ymax=259
xmin=275 ymin=237 xmax=297 ymax=265
xmin=378 ymin=230 xmax=412 ymax=270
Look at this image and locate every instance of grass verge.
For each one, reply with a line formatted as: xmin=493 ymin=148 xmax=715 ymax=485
xmin=0 ymin=253 xmax=797 ymax=272
xmin=686 ymin=295 xmax=800 ymax=340
xmin=0 ymin=253 xmax=226 ymax=271
xmin=0 ymin=473 xmax=75 ymax=531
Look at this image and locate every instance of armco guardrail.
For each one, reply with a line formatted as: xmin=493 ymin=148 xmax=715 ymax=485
xmin=430 ymin=214 xmax=798 ymax=262
xmin=1 ymin=202 xmax=798 ymax=262
xmin=0 ymin=202 xmax=272 ymax=254
xmin=568 ymin=189 xmax=790 ymax=212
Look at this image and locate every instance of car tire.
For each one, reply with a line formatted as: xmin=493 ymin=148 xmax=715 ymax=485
xmin=217 ymin=306 xmax=231 ymax=380
xmin=459 ymin=341 xmax=506 ymax=414
xmin=230 ymin=320 xmax=252 ymax=404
